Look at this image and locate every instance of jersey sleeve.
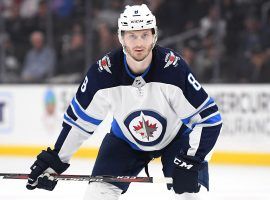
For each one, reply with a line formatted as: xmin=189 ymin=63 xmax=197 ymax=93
xmin=171 ymin=58 xmax=222 ymax=162
xmin=54 ymin=63 xmax=112 ymax=163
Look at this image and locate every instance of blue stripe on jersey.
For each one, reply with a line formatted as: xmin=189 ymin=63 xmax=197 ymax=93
xmin=71 ymin=98 xmax=102 ymax=125
xmin=191 ymin=113 xmax=222 ymax=128
xmin=201 ymin=113 xmax=222 ymax=125
xmin=64 ymin=114 xmax=93 ymax=134
xmin=182 ymin=97 xmax=214 ymax=125
xmin=111 ymin=118 xmax=142 ymax=151
xmin=123 ymin=54 xmax=151 ymax=79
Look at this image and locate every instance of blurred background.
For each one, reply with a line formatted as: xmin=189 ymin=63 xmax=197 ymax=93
xmin=0 ymin=0 xmax=270 ymax=199
xmin=0 ymin=0 xmax=269 ymax=83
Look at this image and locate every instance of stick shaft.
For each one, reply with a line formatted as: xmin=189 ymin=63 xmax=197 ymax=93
xmin=0 ymin=173 xmax=173 ymax=184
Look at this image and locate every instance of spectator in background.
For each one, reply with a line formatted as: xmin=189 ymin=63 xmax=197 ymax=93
xmin=4 ymin=1 xmax=29 ymax=62
xmin=258 ymin=50 xmax=270 ymax=83
xmin=261 ymin=12 xmax=270 ymax=51
xmin=0 ymin=0 xmax=14 ymax=18
xmin=185 ymin=0 xmax=211 ymax=29
xmin=93 ymin=0 xmax=122 ymax=58
xmin=57 ymin=32 xmax=85 ymax=78
xmin=51 ymin=0 xmax=74 ymax=18
xmin=181 ymin=45 xmax=197 ymax=69
xmin=148 ymin=0 xmax=184 ymax=39
xmin=60 ymin=22 xmax=84 ymax=54
xmin=199 ymin=5 xmax=226 ymax=39
xmin=51 ymin=0 xmax=75 ymax=44
xmin=21 ymin=31 xmax=56 ymax=83
xmin=20 ymin=0 xmax=40 ymax=19
xmin=235 ymin=44 xmax=269 ymax=83
xmin=195 ymin=31 xmax=220 ymax=82
xmin=238 ymin=15 xmax=263 ymax=57
xmin=0 ymin=34 xmax=20 ymax=82
xmin=24 ymin=0 xmax=49 ymax=34
xmin=1 ymin=0 xmax=269 ymax=84
xmin=221 ymin=0 xmax=242 ymax=57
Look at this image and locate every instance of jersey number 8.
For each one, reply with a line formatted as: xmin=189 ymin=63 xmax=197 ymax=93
xmin=81 ymin=76 xmax=88 ymax=92
xmin=188 ymin=73 xmax=201 ymax=91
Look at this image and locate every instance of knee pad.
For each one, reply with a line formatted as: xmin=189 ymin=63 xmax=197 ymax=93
xmin=83 ymin=182 xmax=122 ymax=200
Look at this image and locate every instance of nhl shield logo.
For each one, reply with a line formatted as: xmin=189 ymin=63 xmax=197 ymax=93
xmin=124 ymin=110 xmax=167 ymax=146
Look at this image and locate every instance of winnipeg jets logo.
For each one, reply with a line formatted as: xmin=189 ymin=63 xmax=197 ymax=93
xmin=133 ymin=115 xmax=157 ymax=141
xmin=98 ymin=55 xmax=112 ymax=74
xmin=124 ymin=110 xmax=167 ymax=146
xmin=164 ymin=51 xmax=180 ymax=68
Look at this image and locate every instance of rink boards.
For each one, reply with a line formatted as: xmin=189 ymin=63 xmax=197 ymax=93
xmin=0 ymin=84 xmax=270 ymax=166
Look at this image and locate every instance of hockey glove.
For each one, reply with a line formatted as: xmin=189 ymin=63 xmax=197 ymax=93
xmin=26 ymin=147 xmax=70 ymax=191
xmin=172 ymin=155 xmax=203 ymax=194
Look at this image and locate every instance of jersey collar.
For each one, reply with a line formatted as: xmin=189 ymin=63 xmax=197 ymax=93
xmin=123 ymin=54 xmax=152 ymax=79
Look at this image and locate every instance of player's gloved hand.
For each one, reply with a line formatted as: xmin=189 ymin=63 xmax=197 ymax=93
xmin=26 ymin=147 xmax=70 ymax=191
xmin=172 ymin=155 xmax=203 ymax=194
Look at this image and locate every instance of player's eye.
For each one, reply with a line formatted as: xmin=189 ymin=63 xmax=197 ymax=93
xmin=142 ymin=33 xmax=150 ymax=39
xmin=128 ymin=34 xmax=137 ymax=40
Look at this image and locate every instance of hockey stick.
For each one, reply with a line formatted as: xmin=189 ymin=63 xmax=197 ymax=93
xmin=0 ymin=173 xmax=173 ymax=184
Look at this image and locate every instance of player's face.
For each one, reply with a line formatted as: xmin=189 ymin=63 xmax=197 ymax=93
xmin=123 ymin=29 xmax=154 ymax=62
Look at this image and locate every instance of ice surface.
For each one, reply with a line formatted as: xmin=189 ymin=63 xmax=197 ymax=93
xmin=0 ymin=156 xmax=269 ymax=200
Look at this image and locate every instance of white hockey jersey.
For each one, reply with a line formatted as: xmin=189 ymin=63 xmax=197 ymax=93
xmin=54 ymin=46 xmax=222 ymax=164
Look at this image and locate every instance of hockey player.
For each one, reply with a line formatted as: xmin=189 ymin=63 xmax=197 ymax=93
xmin=26 ymin=4 xmax=222 ymax=200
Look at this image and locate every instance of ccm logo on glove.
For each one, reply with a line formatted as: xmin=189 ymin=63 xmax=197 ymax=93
xmin=174 ymin=157 xmax=193 ymax=169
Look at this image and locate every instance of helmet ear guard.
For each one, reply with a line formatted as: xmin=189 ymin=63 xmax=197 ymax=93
xmin=118 ymin=4 xmax=158 ymax=51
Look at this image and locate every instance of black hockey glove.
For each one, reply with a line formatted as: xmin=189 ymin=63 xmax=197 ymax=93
xmin=26 ymin=147 xmax=70 ymax=191
xmin=172 ymin=155 xmax=203 ymax=194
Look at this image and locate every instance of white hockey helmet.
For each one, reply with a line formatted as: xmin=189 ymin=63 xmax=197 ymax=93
xmin=118 ymin=4 xmax=158 ymax=47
